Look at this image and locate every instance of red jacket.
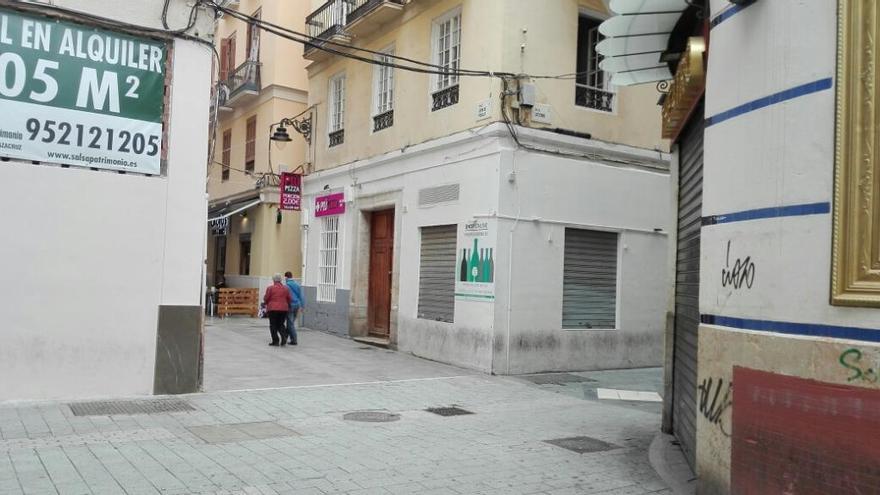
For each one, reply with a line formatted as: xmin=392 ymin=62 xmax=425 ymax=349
xmin=264 ymin=282 xmax=292 ymax=312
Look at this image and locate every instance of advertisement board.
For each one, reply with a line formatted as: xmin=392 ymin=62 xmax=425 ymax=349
xmin=315 ymin=192 xmax=345 ymax=217
xmin=280 ymin=172 xmax=301 ymax=211
xmin=0 ymin=8 xmax=167 ymax=174
xmin=455 ymin=218 xmax=496 ymax=301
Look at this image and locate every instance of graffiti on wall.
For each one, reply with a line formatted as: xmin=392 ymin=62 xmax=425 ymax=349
xmin=721 ymin=241 xmax=756 ymax=289
xmin=839 ymin=348 xmax=880 ymax=384
xmin=698 ymin=376 xmax=733 ymax=437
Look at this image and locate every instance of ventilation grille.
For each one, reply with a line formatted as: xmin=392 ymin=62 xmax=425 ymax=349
xmin=69 ymin=399 xmax=195 ymax=416
xmin=418 ymin=183 xmax=460 ymax=207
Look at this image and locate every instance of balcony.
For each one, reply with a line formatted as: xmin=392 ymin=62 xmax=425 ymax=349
xmin=345 ymin=0 xmax=405 ymax=36
xmin=575 ymin=84 xmax=614 ymax=113
xmin=304 ymin=0 xmax=352 ymax=62
xmin=225 ymin=60 xmax=261 ymax=107
xmin=214 ymin=84 xmax=233 ymax=114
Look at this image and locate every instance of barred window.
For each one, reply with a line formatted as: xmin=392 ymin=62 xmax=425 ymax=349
xmin=318 ymin=216 xmax=341 ymax=303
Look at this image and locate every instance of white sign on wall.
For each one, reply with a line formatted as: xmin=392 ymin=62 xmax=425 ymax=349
xmin=455 ymin=217 xmax=496 ymax=301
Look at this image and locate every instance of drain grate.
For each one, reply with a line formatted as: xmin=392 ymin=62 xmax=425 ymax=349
xmin=343 ymin=411 xmax=400 ymax=423
xmin=425 ymin=406 xmax=474 ymax=417
xmin=521 ymin=373 xmax=597 ymax=385
xmin=187 ymin=422 xmax=299 ymax=444
xmin=544 ymin=436 xmax=620 ymax=454
xmin=69 ymin=399 xmax=195 ymax=417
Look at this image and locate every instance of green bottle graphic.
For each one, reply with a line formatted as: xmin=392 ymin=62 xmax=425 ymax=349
xmin=469 ymin=239 xmax=480 ymax=282
xmin=482 ymin=248 xmax=491 ymax=282
xmin=487 ymin=248 xmax=494 ymax=283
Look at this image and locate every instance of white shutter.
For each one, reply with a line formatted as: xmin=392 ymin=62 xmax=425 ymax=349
xmin=562 ymin=229 xmax=618 ymax=329
xmin=418 ymin=225 xmax=457 ymax=322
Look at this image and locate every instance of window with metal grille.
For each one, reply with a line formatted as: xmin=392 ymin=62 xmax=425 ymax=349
xmin=575 ymin=16 xmax=614 ymax=112
xmin=318 ymin=216 xmax=341 ymax=302
xmin=418 ymin=225 xmax=457 ymax=322
xmin=245 ymin=116 xmax=256 ymax=172
xmin=562 ymin=229 xmax=618 ymax=329
xmin=328 ymin=73 xmax=346 ymax=133
xmin=373 ymin=48 xmax=394 ymax=132
xmin=432 ymin=9 xmax=461 ymax=93
xmin=221 ymin=129 xmax=231 ymax=181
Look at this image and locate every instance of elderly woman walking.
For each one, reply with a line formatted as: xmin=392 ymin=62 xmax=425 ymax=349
xmin=263 ymin=274 xmax=292 ymax=346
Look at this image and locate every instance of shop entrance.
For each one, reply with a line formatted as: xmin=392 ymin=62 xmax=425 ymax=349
xmin=367 ymin=209 xmax=394 ymax=338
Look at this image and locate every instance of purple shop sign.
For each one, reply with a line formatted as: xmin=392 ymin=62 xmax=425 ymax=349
xmin=315 ymin=192 xmax=345 ymax=217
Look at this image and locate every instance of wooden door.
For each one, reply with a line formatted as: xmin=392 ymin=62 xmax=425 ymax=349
xmin=368 ymin=209 xmax=394 ymax=337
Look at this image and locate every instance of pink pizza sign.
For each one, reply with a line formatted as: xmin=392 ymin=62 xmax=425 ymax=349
xmin=315 ymin=192 xmax=345 ymax=217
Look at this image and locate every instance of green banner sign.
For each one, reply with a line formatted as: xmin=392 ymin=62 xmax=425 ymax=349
xmin=0 ymin=7 xmax=167 ymax=174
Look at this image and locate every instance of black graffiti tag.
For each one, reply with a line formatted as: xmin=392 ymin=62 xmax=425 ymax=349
xmin=698 ymin=377 xmax=733 ymax=437
xmin=721 ymin=241 xmax=756 ymax=289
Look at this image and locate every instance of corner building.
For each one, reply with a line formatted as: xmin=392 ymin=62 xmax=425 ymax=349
xmin=300 ymin=0 xmax=674 ymax=374
xmin=206 ymin=0 xmax=312 ymax=293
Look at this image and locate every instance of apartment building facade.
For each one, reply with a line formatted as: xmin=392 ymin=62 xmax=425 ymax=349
xmin=206 ymin=0 xmax=311 ymax=293
xmin=299 ymin=0 xmax=674 ymax=374
xmin=598 ymin=0 xmax=880 ymax=492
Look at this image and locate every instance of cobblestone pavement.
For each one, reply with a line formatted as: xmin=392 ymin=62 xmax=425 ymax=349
xmin=1 ymin=322 xmax=671 ymax=495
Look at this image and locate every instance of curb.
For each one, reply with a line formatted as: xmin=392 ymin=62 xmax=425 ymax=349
xmin=648 ymin=432 xmax=697 ymax=495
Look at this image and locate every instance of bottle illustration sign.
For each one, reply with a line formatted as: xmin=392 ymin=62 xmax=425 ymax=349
xmin=455 ymin=218 xmax=496 ymax=301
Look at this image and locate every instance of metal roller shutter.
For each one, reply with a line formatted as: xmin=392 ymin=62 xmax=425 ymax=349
xmin=418 ymin=225 xmax=457 ymax=322
xmin=672 ymin=106 xmax=704 ymax=470
xmin=562 ymin=229 xmax=619 ymax=329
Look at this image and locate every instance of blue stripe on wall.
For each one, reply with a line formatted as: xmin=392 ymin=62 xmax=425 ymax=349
xmin=705 ymin=78 xmax=833 ymax=128
xmin=710 ymin=0 xmax=757 ymax=29
xmin=702 ymin=315 xmax=880 ymax=344
xmin=702 ymin=202 xmax=830 ymax=226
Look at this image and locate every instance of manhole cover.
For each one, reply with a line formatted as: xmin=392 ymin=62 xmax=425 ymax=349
xmin=544 ymin=436 xmax=620 ymax=454
xmin=69 ymin=399 xmax=195 ymax=417
xmin=342 ymin=411 xmax=400 ymax=422
xmin=425 ymin=406 xmax=474 ymax=417
xmin=521 ymin=373 xmax=597 ymax=385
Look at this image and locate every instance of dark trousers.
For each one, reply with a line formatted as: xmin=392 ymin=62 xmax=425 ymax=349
xmin=268 ymin=311 xmax=288 ymax=344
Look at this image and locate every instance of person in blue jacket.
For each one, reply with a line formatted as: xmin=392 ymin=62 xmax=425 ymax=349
xmin=284 ymin=271 xmax=304 ymax=345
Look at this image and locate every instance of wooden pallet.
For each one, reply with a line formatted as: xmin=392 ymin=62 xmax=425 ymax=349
xmin=216 ymin=288 xmax=259 ymax=317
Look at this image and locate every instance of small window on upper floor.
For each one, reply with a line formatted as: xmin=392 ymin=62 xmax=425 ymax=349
xmin=431 ymin=8 xmax=461 ymax=112
xmin=373 ymin=48 xmax=395 ymax=132
xmin=575 ymin=15 xmax=614 ymax=113
xmin=221 ymin=129 xmax=231 ymax=182
xmin=328 ymin=73 xmax=346 ymax=147
xmin=247 ymin=8 xmax=261 ymax=61
xmin=245 ymin=116 xmax=256 ymax=173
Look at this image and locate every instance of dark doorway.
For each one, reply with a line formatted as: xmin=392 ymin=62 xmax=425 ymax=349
xmin=367 ymin=209 xmax=394 ymax=338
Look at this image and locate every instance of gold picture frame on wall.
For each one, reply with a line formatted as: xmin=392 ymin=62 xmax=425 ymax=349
xmin=832 ymin=0 xmax=880 ymax=306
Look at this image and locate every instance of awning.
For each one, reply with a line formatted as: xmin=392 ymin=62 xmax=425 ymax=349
xmin=596 ymin=0 xmax=690 ymax=86
xmin=207 ymin=198 xmax=261 ymax=222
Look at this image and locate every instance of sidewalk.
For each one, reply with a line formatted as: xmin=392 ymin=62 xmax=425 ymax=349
xmin=0 ymin=319 xmax=673 ymax=494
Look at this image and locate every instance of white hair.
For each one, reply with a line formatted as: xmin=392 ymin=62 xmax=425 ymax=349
xmin=272 ymin=273 xmax=283 ymax=282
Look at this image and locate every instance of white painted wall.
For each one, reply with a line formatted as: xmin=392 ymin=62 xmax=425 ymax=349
xmin=0 ymin=2 xmax=212 ymax=401
xmin=303 ymin=124 xmax=672 ymax=373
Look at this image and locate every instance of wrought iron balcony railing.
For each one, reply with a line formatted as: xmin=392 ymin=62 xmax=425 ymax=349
xmin=226 ymin=60 xmax=261 ymax=99
xmin=329 ymin=129 xmax=345 ymax=147
xmin=575 ymin=84 xmax=614 ymax=113
xmin=346 ymin=0 xmax=405 ymax=25
xmin=431 ymin=85 xmax=459 ymax=112
xmin=373 ymin=110 xmax=393 ymax=132
xmin=307 ymin=0 xmax=349 ymax=40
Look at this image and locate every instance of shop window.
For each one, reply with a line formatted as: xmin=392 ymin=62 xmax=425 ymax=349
xmin=562 ymin=229 xmax=618 ymax=329
xmin=319 ymin=216 xmax=340 ymax=302
xmin=418 ymin=225 xmax=457 ymax=322
xmin=833 ymin=1 xmax=880 ymax=306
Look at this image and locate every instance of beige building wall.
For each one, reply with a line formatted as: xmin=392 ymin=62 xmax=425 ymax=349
xmin=208 ymin=0 xmax=311 ymax=281
xmin=306 ymin=0 xmax=665 ymax=174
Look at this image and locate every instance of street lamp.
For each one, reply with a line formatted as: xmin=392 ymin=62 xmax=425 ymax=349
xmin=270 ymin=110 xmax=313 ymax=147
